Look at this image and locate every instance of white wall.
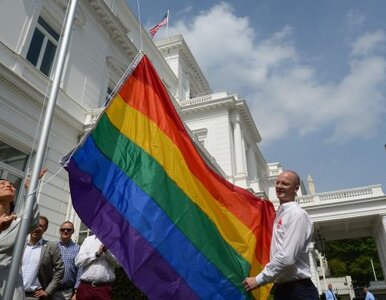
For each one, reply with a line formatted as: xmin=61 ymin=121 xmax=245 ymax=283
xmin=183 ymin=109 xmax=233 ymax=176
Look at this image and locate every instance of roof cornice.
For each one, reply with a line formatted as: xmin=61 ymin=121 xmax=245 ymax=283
xmin=155 ymin=35 xmax=211 ymax=95
xmin=86 ymin=0 xmax=137 ymax=57
xmin=180 ymin=92 xmax=262 ymax=143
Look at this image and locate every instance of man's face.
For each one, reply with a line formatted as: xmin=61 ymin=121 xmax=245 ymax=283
xmin=328 ymin=284 xmax=332 ymax=290
xmin=30 ymin=218 xmax=48 ymax=241
xmin=275 ymin=172 xmax=299 ymax=203
xmin=60 ymin=223 xmax=74 ymax=241
xmin=0 ymin=180 xmax=16 ymax=201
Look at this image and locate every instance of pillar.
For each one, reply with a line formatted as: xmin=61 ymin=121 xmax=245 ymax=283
xmin=373 ymin=215 xmax=386 ymax=280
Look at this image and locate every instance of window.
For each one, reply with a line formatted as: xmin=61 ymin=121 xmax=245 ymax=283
xmin=77 ymin=222 xmax=91 ymax=245
xmin=26 ymin=17 xmax=60 ymax=76
xmin=104 ymin=86 xmax=113 ymax=107
xmin=192 ymin=128 xmax=208 ymax=147
xmin=0 ymin=141 xmax=29 ymax=208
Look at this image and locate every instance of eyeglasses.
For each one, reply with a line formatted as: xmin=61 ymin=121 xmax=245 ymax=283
xmin=60 ymin=228 xmax=73 ymax=233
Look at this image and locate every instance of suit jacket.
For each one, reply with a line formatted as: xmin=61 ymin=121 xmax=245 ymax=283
xmin=38 ymin=240 xmax=64 ymax=297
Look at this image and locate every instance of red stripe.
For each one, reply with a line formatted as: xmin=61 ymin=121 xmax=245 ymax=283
xmin=118 ymin=55 xmax=274 ymax=264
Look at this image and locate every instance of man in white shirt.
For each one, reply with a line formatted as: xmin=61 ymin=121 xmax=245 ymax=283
xmin=74 ymin=234 xmax=118 ymax=300
xmin=243 ymin=170 xmax=319 ymax=300
xmin=22 ymin=216 xmax=64 ymax=299
xmin=325 ymin=283 xmax=337 ymax=300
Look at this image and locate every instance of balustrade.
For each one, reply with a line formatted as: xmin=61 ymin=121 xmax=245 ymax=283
xmin=296 ymin=185 xmax=383 ymax=206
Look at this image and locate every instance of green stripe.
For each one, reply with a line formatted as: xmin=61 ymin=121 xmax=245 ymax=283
xmin=91 ymin=113 xmax=250 ymax=291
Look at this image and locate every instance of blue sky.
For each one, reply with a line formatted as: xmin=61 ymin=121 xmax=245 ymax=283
xmin=127 ymin=1 xmax=386 ymax=193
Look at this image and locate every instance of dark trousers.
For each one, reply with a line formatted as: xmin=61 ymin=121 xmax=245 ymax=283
xmin=77 ymin=281 xmax=112 ymax=300
xmin=273 ymin=278 xmax=319 ymax=300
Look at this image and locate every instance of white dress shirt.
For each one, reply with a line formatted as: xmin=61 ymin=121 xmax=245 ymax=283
xmin=325 ymin=289 xmax=337 ymax=300
xmin=75 ymin=235 xmax=118 ymax=283
xmin=255 ymin=201 xmax=313 ymax=285
xmin=22 ymin=239 xmax=43 ymax=292
xmin=365 ymin=291 xmax=376 ymax=300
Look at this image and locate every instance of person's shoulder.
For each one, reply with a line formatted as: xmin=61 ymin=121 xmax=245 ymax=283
xmin=287 ymin=203 xmax=311 ymax=222
xmin=72 ymin=241 xmax=80 ymax=250
xmin=45 ymin=240 xmax=60 ymax=250
xmin=286 ymin=202 xmax=307 ymax=214
xmin=83 ymin=235 xmax=93 ymax=242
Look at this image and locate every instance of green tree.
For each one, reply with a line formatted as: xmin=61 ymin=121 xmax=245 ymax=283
xmin=113 ymin=267 xmax=147 ymax=300
xmin=325 ymin=237 xmax=383 ymax=287
xmin=328 ymin=259 xmax=347 ymax=277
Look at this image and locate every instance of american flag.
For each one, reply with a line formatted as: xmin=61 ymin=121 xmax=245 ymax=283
xmin=149 ymin=11 xmax=169 ymax=38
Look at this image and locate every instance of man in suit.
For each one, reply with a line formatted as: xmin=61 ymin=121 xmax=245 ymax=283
xmin=22 ymin=216 xmax=64 ymax=299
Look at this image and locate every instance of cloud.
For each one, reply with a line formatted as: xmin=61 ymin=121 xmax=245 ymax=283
xmin=345 ymin=10 xmax=366 ymax=27
xmin=169 ymin=3 xmax=386 ymax=143
xmin=350 ymin=30 xmax=386 ymax=56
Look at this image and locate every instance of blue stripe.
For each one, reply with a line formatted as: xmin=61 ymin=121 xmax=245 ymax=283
xmin=72 ymin=136 xmax=246 ymax=300
xmin=67 ymin=159 xmax=199 ymax=299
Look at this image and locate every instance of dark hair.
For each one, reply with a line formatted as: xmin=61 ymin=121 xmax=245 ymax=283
xmin=0 ymin=178 xmax=16 ymax=186
xmin=39 ymin=215 xmax=49 ymax=227
xmin=0 ymin=178 xmax=16 ymax=212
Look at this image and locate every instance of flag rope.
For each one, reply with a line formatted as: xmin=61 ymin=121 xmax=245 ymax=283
xmin=16 ymin=1 xmax=74 ymax=210
xmin=22 ymin=50 xmax=145 ymax=197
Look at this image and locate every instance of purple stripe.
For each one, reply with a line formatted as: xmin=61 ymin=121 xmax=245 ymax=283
xmin=67 ymin=159 xmax=199 ymax=300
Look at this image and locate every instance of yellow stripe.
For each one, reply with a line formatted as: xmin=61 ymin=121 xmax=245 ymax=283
xmin=106 ymin=95 xmax=261 ymax=268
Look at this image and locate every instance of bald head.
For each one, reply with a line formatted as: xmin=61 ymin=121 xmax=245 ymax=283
xmin=275 ymin=170 xmax=300 ymax=204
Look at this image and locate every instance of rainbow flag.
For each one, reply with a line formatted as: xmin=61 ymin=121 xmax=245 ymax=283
xmin=65 ymin=55 xmax=275 ymax=299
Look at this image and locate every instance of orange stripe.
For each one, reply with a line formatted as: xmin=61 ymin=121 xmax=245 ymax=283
xmin=119 ymin=55 xmax=274 ymax=265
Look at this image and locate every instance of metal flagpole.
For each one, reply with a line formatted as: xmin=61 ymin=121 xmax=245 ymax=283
xmin=166 ymin=9 xmax=169 ymax=38
xmin=370 ymin=259 xmax=378 ymax=281
xmin=3 ymin=0 xmax=79 ymax=298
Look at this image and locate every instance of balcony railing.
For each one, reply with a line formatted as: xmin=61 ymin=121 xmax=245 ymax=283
xmin=296 ymin=185 xmax=384 ymax=206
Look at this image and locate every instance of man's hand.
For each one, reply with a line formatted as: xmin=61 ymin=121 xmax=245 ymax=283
xmin=243 ymin=277 xmax=260 ymax=292
xmin=96 ymin=244 xmax=107 ymax=257
xmin=34 ymin=288 xmax=49 ymax=298
xmin=0 ymin=213 xmax=17 ymax=232
xmin=71 ymin=293 xmax=77 ymax=300
xmin=99 ymin=244 xmax=107 ymax=253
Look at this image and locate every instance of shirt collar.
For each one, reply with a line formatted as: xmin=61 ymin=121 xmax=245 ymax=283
xmin=59 ymin=239 xmax=74 ymax=246
xmin=277 ymin=200 xmax=298 ymax=213
xmin=279 ymin=201 xmax=298 ymax=208
xmin=27 ymin=238 xmax=44 ymax=247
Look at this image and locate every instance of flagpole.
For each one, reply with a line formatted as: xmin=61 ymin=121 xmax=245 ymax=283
xmin=3 ymin=0 xmax=79 ymax=298
xmin=166 ymin=9 xmax=169 ymax=38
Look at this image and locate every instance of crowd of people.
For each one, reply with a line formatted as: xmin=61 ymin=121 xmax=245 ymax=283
xmin=0 ymin=176 xmax=118 ymax=300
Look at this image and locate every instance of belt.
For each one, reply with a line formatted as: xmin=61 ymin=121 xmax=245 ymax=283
xmin=275 ymin=278 xmax=314 ymax=289
xmin=25 ymin=291 xmax=36 ymax=297
xmin=80 ymin=280 xmax=112 ymax=287
xmin=56 ymin=286 xmax=74 ymax=291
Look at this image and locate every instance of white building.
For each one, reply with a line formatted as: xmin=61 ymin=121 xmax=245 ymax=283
xmin=0 ymin=0 xmax=385 ymax=297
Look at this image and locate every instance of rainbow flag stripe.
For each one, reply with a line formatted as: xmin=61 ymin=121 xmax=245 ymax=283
xmin=65 ymin=55 xmax=275 ymax=299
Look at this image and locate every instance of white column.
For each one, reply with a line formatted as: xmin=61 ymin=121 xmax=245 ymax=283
xmin=318 ymin=252 xmax=327 ymax=291
xmin=232 ymin=118 xmax=246 ymax=175
xmin=246 ymin=145 xmax=257 ymax=180
xmin=373 ymin=215 xmax=386 ymax=280
xmin=308 ymin=243 xmax=322 ymax=295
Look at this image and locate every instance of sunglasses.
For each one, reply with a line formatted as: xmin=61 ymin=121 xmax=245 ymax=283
xmin=60 ymin=228 xmax=73 ymax=232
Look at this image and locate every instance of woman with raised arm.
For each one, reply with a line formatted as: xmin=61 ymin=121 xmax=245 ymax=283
xmin=0 ymin=169 xmax=47 ymax=299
